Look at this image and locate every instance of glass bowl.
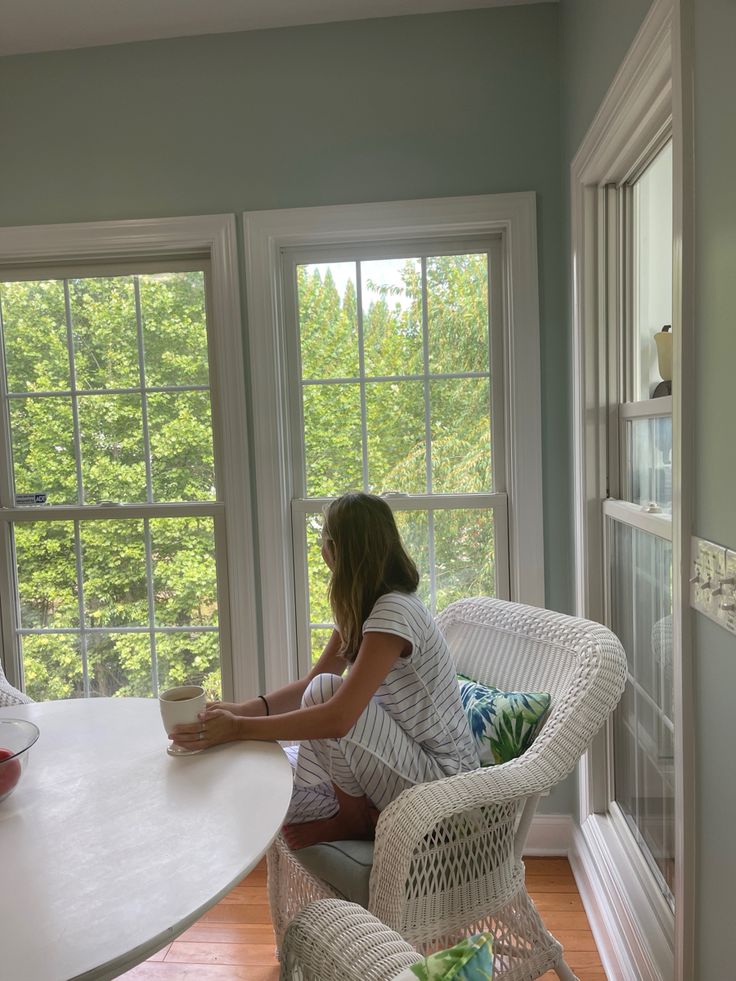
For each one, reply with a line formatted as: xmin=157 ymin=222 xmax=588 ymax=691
xmin=0 ymin=719 xmax=40 ymax=803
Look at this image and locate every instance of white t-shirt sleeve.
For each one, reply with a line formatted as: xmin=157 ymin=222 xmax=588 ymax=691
xmin=362 ymin=593 xmax=422 ymax=658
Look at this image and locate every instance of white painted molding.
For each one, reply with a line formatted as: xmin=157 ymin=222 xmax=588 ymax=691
xmin=572 ymin=817 xmax=673 ymax=981
xmin=670 ymin=0 xmax=696 ymax=976
xmin=571 ymin=0 xmax=673 ymax=625
xmin=0 ymin=215 xmax=259 ymax=700
xmin=244 ymin=194 xmax=545 ymax=693
xmin=571 ymin=0 xmax=672 ymax=186
xmin=524 ymin=813 xmax=669 ymax=979
xmin=569 ymin=0 xmax=692 ymax=978
xmin=522 ymin=813 xmax=573 ymax=856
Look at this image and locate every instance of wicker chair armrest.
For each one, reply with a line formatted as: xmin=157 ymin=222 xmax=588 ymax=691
xmin=368 ymin=756 xmax=551 ymax=905
xmin=280 ymin=898 xmax=422 ymax=981
xmin=377 ymin=754 xmax=548 ymax=844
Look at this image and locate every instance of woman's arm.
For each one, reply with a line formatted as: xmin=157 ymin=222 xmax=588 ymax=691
xmin=171 ymin=630 xmax=408 ymax=751
xmin=208 ymin=630 xmax=349 ymax=718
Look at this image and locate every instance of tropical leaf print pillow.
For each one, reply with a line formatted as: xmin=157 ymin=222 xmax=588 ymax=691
xmin=392 ymin=932 xmax=493 ymax=980
xmin=458 ymin=677 xmax=551 ymax=766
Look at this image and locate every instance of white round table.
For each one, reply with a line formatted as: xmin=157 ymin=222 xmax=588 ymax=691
xmin=0 ymin=698 xmax=293 ymax=981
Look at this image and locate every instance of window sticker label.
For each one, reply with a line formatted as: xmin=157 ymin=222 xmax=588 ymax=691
xmin=15 ymin=493 xmax=48 ymax=506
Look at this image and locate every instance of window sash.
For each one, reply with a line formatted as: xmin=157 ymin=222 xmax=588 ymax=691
xmin=283 ymin=239 xmax=507 ymax=674
xmin=603 ymin=511 xmax=674 ymax=907
xmin=1 ymin=501 xmax=226 ymax=698
xmin=602 ymin=153 xmax=675 ymax=899
xmin=290 ymin=493 xmax=509 ymax=675
xmin=0 ymin=218 xmax=256 ymax=702
xmin=282 ymin=238 xmax=506 ymax=500
xmin=244 ymin=194 xmax=544 ymax=695
xmin=0 ymin=262 xmax=217 ymax=509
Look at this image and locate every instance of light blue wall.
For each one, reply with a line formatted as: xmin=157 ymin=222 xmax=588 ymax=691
xmin=0 ymin=7 xmax=570 ymax=614
xmin=691 ymin=1 xmax=736 ymax=975
xmin=556 ymin=0 xmax=653 ymax=831
xmin=560 ymin=0 xmax=655 ymax=158
xmin=561 ymin=0 xmax=736 ymax=975
xmin=0 ymin=7 xmax=578 ymax=813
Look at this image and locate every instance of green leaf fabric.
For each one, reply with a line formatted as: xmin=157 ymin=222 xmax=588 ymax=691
xmin=458 ymin=677 xmax=551 ymax=766
xmin=406 ymin=932 xmax=493 ymax=980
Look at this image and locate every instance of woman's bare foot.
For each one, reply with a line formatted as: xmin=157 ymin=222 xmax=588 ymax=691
xmin=283 ymin=787 xmax=379 ymax=850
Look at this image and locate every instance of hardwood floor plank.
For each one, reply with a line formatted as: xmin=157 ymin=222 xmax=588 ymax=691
xmin=216 ymin=887 xmax=272 ymax=905
xmin=551 ymin=929 xmax=601 ymax=952
xmin=523 ymin=858 xmax=572 ymax=874
xmin=525 ymin=875 xmax=579 ymax=893
xmin=565 ymin=951 xmax=607 ymax=970
xmin=121 ymin=964 xmax=279 ymax=980
xmin=529 ymin=910 xmax=591 ymax=931
xmin=529 ymin=893 xmax=584 ymax=911
xmin=177 ymin=923 xmax=276 ymax=945
xmin=120 ymin=855 xmax=608 ymax=980
xmin=145 ymin=944 xmax=172 ymax=963
xmin=200 ymin=905 xmax=274 ymax=924
xmin=165 ymin=942 xmax=278 ymax=966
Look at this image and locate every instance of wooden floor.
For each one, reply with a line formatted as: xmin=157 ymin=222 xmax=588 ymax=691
xmin=120 ymin=856 xmax=606 ymax=980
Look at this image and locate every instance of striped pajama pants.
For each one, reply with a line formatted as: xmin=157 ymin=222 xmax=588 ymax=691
xmin=283 ymin=672 xmax=447 ymax=825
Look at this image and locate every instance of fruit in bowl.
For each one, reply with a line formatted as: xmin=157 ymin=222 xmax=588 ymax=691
xmin=0 ymin=719 xmax=40 ymax=803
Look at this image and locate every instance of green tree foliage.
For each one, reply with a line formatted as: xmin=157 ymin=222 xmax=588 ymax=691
xmin=297 ymin=254 xmax=497 ymax=661
xmin=1 ymin=254 xmax=499 ymax=692
xmin=1 ymin=272 xmax=220 ymax=701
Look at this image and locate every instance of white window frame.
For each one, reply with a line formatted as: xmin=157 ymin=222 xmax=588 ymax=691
xmin=244 ymin=194 xmax=544 ymax=693
xmin=0 ymin=216 xmax=259 ymax=701
xmin=570 ymin=1 xmax=693 ymax=978
xmin=283 ymin=238 xmax=509 ymax=674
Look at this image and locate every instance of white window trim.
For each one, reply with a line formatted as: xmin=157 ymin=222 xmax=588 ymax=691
xmin=243 ymin=193 xmax=544 ymax=693
xmin=570 ymin=0 xmax=694 ymax=978
xmin=0 ymin=215 xmax=259 ymax=701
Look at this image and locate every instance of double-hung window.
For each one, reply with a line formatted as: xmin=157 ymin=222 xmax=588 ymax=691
xmin=283 ymin=241 xmax=508 ymax=670
xmin=244 ymin=194 xmax=544 ymax=691
xmin=604 ymin=141 xmax=675 ymax=906
xmin=571 ymin=7 xmax=687 ymax=974
xmin=0 ymin=217 xmax=256 ymax=703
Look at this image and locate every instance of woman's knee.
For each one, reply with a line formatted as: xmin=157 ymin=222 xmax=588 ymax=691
xmin=302 ymin=673 xmax=343 ymax=708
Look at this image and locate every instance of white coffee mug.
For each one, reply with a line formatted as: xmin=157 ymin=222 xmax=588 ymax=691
xmin=159 ymin=685 xmax=207 ymax=756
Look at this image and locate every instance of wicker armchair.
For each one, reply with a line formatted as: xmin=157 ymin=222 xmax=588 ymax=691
xmin=268 ymin=597 xmax=627 ymax=981
xmin=280 ymin=899 xmax=422 ymax=981
xmin=0 ymin=659 xmax=32 ymax=708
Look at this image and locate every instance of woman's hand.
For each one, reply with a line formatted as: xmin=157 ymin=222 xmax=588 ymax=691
xmin=206 ymin=700 xmax=251 ymax=716
xmin=170 ymin=706 xmax=243 ymax=751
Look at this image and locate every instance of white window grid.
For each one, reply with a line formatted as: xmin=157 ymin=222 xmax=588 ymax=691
xmin=291 ymin=494 xmax=509 ymax=672
xmin=604 ymin=504 xmax=674 ymax=907
xmin=282 ymin=239 xmax=508 ymax=673
xmin=0 ymin=261 xmax=225 ymax=696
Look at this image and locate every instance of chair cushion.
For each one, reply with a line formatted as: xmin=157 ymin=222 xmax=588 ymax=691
xmin=393 ymin=932 xmax=494 ymax=979
xmin=294 ymin=839 xmax=374 ymax=907
xmin=459 ymin=676 xmax=550 ymax=766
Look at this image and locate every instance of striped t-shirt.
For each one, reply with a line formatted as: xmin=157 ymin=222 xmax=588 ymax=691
xmin=362 ymin=591 xmax=480 ymax=776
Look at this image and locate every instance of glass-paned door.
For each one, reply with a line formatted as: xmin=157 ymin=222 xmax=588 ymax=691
xmin=0 ymin=266 xmax=226 ymax=700
xmin=284 ymin=243 xmax=508 ymax=669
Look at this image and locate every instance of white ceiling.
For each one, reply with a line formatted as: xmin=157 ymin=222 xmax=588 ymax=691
xmin=0 ymin=0 xmax=556 ymax=57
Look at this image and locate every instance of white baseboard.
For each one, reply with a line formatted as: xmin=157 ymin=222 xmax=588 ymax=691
xmin=522 ymin=813 xmax=574 ymax=856
xmin=570 ymin=822 xmax=638 ymax=981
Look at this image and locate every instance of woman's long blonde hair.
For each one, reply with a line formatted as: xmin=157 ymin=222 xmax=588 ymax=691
xmin=323 ymin=492 xmax=419 ymax=662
